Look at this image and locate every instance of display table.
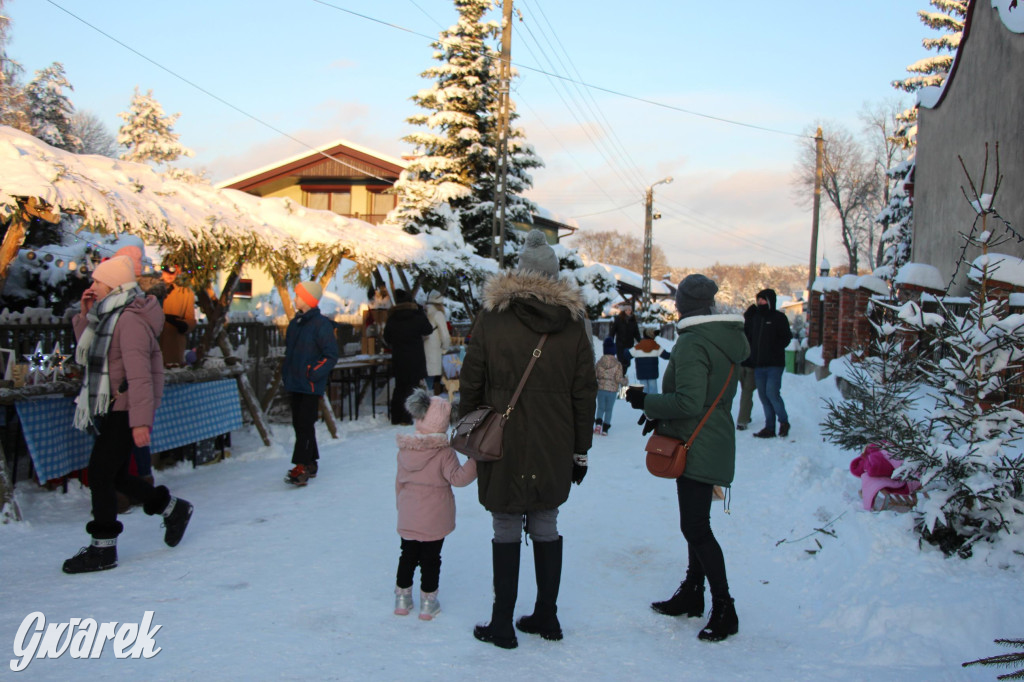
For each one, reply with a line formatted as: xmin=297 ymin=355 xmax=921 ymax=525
xmin=328 ymin=356 xmax=390 ymax=421
xmin=15 ymin=378 xmax=243 ymax=482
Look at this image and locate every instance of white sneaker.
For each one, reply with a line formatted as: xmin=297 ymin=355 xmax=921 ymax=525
xmin=394 ymin=586 xmax=413 ymax=616
xmin=419 ymin=591 xmax=441 ymax=620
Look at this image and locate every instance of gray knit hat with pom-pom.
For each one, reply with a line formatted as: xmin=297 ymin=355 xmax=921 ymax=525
xmin=517 ymin=229 xmax=559 ymax=279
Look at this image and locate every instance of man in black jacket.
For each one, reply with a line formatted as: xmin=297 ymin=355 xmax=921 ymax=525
xmin=610 ymin=304 xmax=641 ymax=374
xmin=745 ymin=289 xmax=793 ymax=438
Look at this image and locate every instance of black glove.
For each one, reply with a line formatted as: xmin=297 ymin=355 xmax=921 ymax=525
xmin=625 ymin=386 xmax=647 ymax=410
xmin=165 ymin=314 xmax=189 ymax=334
xmin=572 ymin=453 xmax=588 ymax=485
xmin=637 ymin=414 xmax=659 ymax=436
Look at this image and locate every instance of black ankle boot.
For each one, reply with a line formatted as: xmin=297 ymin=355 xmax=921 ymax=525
xmin=698 ymin=597 xmax=738 ymax=642
xmin=651 ymin=579 xmax=704 ymax=617
xmin=516 ymin=537 xmax=563 ymax=640
xmin=602 ymin=421 xmax=611 ymax=435
xmin=63 ymin=538 xmax=118 ymax=574
xmin=474 ymin=541 xmax=520 ymax=649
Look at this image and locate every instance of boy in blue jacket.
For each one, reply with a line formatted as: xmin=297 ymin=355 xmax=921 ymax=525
xmin=283 ymin=281 xmax=339 ymax=486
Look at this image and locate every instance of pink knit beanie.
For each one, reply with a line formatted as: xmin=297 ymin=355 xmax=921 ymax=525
xmin=92 ymin=256 xmax=136 ymax=289
xmin=404 ymin=387 xmax=452 ymax=434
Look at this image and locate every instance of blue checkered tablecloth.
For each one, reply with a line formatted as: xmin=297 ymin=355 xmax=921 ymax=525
xmin=16 ymin=379 xmax=243 ymax=482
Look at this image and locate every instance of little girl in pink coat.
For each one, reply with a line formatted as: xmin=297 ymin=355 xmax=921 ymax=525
xmin=394 ymin=388 xmax=477 ymax=620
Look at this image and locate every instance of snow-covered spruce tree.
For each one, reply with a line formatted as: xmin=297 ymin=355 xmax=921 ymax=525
xmin=556 ymin=245 xmax=618 ymax=321
xmin=118 ymin=88 xmax=206 ymax=183
xmin=890 ymin=0 xmax=966 ymax=150
xmin=391 ymin=0 xmax=540 ymax=259
xmin=878 ymin=2 xmax=965 ymax=280
xmin=820 ymin=317 xmax=927 ymax=452
xmin=0 ymin=3 xmax=27 ymax=132
xmin=885 ymin=150 xmax=1024 ymax=557
xmin=876 ymin=159 xmax=915 ymax=281
xmin=24 ymin=62 xmax=80 ymax=152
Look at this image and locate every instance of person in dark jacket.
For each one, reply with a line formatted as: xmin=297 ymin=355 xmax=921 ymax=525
xmin=625 ymin=273 xmax=749 ymax=642
xmin=383 ymin=289 xmax=433 ymax=425
xmin=63 ymin=256 xmax=193 ymax=574
xmin=282 ymin=281 xmax=339 ymax=486
xmin=735 ymin=303 xmax=757 ymax=430
xmin=745 ymin=288 xmax=793 ymax=439
xmin=610 ymin=304 xmax=641 ymax=374
xmin=460 ymin=229 xmax=597 ymax=650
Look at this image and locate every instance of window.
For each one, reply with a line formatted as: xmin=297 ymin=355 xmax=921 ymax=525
xmin=304 ymin=189 xmax=351 ymax=214
xmin=234 ymin=279 xmax=253 ymax=299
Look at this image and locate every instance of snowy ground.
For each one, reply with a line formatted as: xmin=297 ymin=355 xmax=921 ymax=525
xmin=2 ymin=363 xmax=1021 ymax=680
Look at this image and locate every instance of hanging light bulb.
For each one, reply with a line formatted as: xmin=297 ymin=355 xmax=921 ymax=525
xmin=68 ymin=260 xmax=77 ymax=270
xmin=55 ymin=259 xmax=64 ymax=268
xmin=25 ymin=251 xmax=36 ymax=260
xmin=43 ymin=253 xmax=54 ymax=263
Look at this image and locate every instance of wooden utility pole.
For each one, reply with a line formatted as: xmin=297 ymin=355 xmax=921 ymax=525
xmin=807 ymin=128 xmax=824 ymax=292
xmin=490 ymin=0 xmax=514 ymax=267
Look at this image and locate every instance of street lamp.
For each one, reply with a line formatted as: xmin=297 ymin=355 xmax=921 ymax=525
xmin=642 ymin=176 xmax=673 ymax=312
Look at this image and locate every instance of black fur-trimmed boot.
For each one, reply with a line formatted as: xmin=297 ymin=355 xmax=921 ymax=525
xmin=516 ymin=536 xmax=563 ymax=640
xmin=698 ymin=597 xmax=739 ymax=642
xmin=651 ymin=579 xmax=705 ymax=617
xmin=474 ymin=541 xmax=520 ymax=649
xmin=161 ymin=496 xmax=194 ymax=548
xmin=63 ymin=538 xmax=118 ymax=574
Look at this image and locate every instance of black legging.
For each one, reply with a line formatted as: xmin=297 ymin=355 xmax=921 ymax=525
xmin=396 ymin=538 xmax=444 ymax=593
xmin=290 ymin=392 xmax=320 ymax=466
xmin=676 ymin=476 xmax=730 ymax=601
xmin=87 ymin=410 xmax=170 ymax=539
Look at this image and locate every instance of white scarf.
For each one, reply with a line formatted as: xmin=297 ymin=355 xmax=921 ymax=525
xmin=73 ymin=284 xmax=141 ymax=432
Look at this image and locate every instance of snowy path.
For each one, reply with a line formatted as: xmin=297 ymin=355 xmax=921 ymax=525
xmin=1 ymin=372 xmax=1018 ymax=680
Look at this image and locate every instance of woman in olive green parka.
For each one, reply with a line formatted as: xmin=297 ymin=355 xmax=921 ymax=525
xmin=460 ymin=230 xmax=597 ymax=650
xmin=625 ymin=273 xmax=748 ymax=644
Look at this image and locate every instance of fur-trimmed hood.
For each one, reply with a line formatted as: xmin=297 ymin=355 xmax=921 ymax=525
xmin=482 ymin=270 xmax=587 ymax=335
xmin=396 ymin=432 xmax=452 ymax=471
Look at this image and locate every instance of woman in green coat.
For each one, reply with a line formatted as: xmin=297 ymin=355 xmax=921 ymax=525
xmin=625 ymin=274 xmax=749 ymax=642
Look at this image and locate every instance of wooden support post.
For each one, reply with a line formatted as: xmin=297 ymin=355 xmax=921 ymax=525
xmin=215 ymin=331 xmax=273 ymax=446
xmin=0 ymin=441 xmax=22 ymax=522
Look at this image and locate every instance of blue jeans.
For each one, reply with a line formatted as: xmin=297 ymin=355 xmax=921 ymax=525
xmin=640 ymin=378 xmax=659 ymax=394
xmin=754 ymin=366 xmax=788 ymax=431
xmin=595 ymin=390 xmax=617 ymax=425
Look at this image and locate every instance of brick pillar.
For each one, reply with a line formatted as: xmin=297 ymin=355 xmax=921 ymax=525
xmin=808 ymin=289 xmax=822 ymax=348
xmin=821 ymin=290 xmax=840 ymax=363
xmin=837 ymin=286 xmax=858 ymax=357
xmin=852 ymin=287 xmax=873 ymax=351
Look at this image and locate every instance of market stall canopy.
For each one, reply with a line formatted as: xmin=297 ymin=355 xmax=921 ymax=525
xmin=0 ymin=126 xmax=424 ymax=282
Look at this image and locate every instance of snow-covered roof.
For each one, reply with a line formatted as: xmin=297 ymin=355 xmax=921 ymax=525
xmin=215 ymin=138 xmax=408 ymax=189
xmin=895 ymin=262 xmax=945 ymax=291
xmin=0 ymin=126 xmax=424 ymax=281
xmin=970 ymin=252 xmax=1024 ymax=288
xmin=595 ymin=263 xmax=674 ymax=295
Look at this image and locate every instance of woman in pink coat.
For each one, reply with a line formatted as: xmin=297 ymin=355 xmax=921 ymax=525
xmin=394 ymin=388 xmax=477 ymax=620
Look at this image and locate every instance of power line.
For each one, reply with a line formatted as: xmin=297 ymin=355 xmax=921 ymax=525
xmin=43 ymin=0 xmax=399 ymax=185
xmin=312 ymin=0 xmax=811 ymax=139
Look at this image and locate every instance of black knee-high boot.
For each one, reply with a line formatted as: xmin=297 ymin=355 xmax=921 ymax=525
xmin=516 ymin=536 xmax=563 ymax=640
xmin=474 ymin=541 xmax=520 ymax=649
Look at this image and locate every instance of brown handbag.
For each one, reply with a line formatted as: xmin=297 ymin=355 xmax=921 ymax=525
xmin=449 ymin=334 xmax=548 ymax=462
xmin=645 ymin=364 xmax=735 ymax=478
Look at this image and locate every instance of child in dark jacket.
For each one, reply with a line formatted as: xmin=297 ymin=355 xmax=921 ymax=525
xmin=282 ymin=281 xmax=339 ymax=486
xmin=594 ymin=337 xmax=627 ymax=435
xmin=394 ymin=388 xmax=477 ymax=620
xmin=630 ymin=328 xmax=671 ymax=394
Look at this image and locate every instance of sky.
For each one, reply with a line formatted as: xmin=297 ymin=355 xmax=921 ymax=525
xmin=2 ymin=352 xmax=1022 ymax=680
xmin=6 ymin=0 xmax=932 ymax=271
